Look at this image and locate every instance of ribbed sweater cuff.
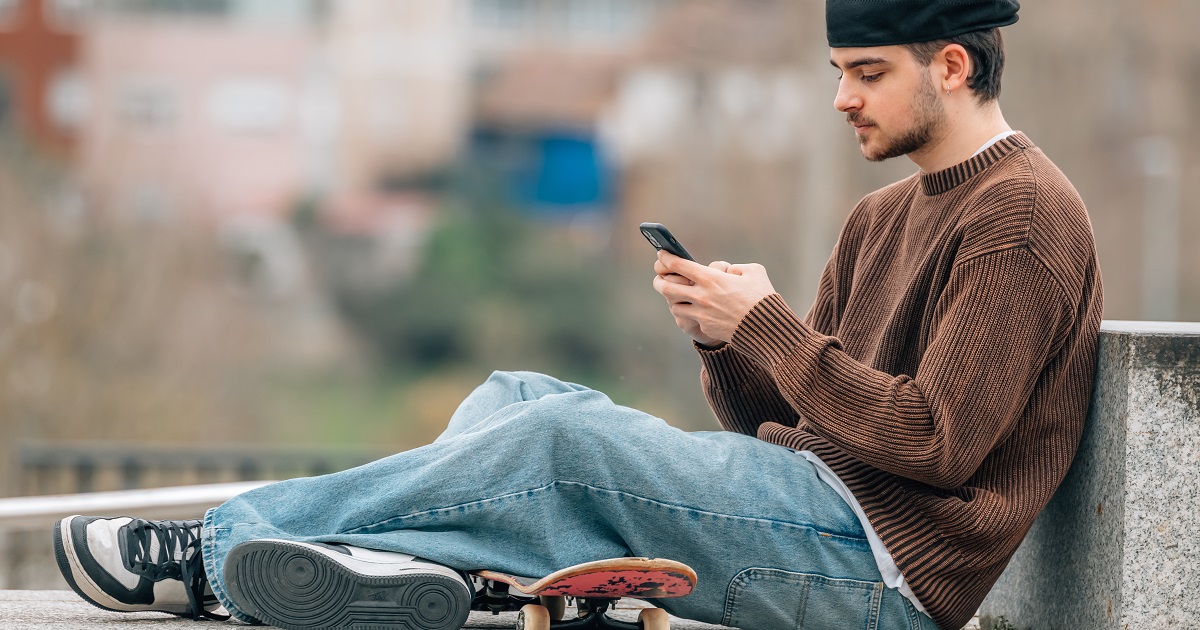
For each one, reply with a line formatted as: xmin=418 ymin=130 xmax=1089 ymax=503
xmin=695 ymin=340 xmax=763 ymax=390
xmin=757 ymin=420 xmax=806 ymax=446
xmin=729 ymin=293 xmax=827 ymax=370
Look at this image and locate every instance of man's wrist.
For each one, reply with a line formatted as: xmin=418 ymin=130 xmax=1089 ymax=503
xmin=694 ymin=339 xmax=729 ymax=351
xmin=727 ymin=293 xmax=816 ymax=367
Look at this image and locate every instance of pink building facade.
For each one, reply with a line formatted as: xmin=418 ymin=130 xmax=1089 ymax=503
xmin=77 ymin=16 xmax=322 ymax=223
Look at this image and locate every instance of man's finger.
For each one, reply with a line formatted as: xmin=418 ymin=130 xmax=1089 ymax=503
xmin=654 ymin=274 xmax=699 ymax=302
xmin=669 ymin=301 xmax=703 ymax=325
xmin=727 ymin=262 xmax=765 ymax=277
xmin=654 ymin=259 xmax=691 ymax=278
xmin=658 ymin=250 xmax=716 ymax=281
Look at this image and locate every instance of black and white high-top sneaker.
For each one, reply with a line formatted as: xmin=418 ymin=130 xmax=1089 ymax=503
xmin=223 ymin=539 xmax=473 ymax=630
xmin=53 ymin=515 xmax=226 ymax=620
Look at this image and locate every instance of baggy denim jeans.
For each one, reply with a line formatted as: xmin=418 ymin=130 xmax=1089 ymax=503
xmin=202 ymin=371 xmax=937 ymax=630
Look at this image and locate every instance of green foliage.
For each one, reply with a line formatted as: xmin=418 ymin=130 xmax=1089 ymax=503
xmin=330 ymin=204 xmax=618 ymax=382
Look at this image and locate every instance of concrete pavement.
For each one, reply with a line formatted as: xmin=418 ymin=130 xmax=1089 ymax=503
xmin=0 ymin=590 xmax=735 ymax=629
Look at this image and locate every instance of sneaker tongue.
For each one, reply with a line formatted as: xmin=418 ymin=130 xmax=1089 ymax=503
xmin=148 ymin=535 xmax=165 ymax=563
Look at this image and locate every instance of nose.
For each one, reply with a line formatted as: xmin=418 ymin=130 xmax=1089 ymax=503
xmin=833 ymin=77 xmax=861 ymax=113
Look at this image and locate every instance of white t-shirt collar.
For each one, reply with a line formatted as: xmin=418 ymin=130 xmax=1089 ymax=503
xmin=972 ymin=130 xmax=1019 ymax=157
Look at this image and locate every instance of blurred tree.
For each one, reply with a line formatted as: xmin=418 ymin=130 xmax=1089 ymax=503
xmin=327 ymin=203 xmax=619 ymax=384
xmin=0 ymin=133 xmax=284 ymax=495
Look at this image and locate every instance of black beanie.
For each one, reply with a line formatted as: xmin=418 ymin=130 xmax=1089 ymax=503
xmin=826 ymin=0 xmax=1019 ymax=47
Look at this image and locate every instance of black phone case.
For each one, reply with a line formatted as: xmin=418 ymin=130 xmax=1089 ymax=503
xmin=639 ymin=223 xmax=695 ymax=261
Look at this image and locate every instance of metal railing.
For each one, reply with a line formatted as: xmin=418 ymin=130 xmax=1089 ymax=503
xmin=0 ymin=481 xmax=274 ymax=531
xmin=0 ymin=481 xmax=273 ymax=589
xmin=14 ymin=441 xmax=386 ymax=495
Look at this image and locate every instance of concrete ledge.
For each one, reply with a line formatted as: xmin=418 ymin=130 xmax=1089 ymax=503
xmin=980 ymin=320 xmax=1200 ymax=629
xmin=0 ymin=591 xmax=735 ymax=629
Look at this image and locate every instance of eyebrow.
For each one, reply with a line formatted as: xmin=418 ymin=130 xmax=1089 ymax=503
xmin=829 ymin=56 xmax=889 ymax=71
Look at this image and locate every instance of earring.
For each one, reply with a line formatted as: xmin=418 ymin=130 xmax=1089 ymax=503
xmin=946 ymin=85 xmax=952 ymax=95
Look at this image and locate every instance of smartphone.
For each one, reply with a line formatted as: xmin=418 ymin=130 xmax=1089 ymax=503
xmin=639 ymin=222 xmax=695 ymax=261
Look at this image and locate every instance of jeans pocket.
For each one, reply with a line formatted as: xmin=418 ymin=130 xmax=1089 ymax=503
xmin=722 ymin=568 xmax=884 ymax=630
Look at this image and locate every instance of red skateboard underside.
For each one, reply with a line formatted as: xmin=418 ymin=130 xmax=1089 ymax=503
xmin=504 ymin=568 xmax=692 ymax=598
xmin=474 ymin=558 xmax=697 ymax=599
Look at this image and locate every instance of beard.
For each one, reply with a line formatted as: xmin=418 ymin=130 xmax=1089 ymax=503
xmin=853 ymin=76 xmax=946 ymax=162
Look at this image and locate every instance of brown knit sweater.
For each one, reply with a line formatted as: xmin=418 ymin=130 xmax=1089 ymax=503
xmin=698 ymin=133 xmax=1102 ymax=630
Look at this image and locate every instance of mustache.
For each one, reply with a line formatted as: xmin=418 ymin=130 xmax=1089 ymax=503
xmin=846 ymin=112 xmax=876 ymax=126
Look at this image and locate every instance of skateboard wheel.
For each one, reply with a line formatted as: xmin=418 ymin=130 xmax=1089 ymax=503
xmin=517 ymin=604 xmax=551 ymax=630
xmin=638 ymin=607 xmax=670 ymax=630
xmin=539 ymin=595 xmax=566 ymax=621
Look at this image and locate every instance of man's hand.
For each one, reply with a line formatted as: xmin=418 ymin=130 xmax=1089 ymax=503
xmin=654 ymin=271 xmax=726 ymax=347
xmin=652 ymin=251 xmax=778 ymax=345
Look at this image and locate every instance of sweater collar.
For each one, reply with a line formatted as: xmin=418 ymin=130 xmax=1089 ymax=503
xmin=919 ymin=132 xmax=1031 ymax=196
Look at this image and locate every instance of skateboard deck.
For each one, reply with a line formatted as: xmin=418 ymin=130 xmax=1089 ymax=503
xmin=472 ymin=557 xmax=696 ymax=599
xmin=471 ymin=558 xmax=696 ymax=628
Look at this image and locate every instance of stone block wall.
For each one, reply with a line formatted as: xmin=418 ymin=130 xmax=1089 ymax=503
xmin=980 ymin=321 xmax=1200 ymax=629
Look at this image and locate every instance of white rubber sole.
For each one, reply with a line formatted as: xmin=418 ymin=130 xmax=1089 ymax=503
xmin=223 ymin=539 xmax=472 ymax=630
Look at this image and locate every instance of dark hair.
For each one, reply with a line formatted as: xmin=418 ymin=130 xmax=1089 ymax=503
xmin=904 ymin=28 xmax=1006 ymax=103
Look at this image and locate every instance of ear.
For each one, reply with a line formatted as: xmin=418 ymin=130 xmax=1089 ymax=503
xmin=938 ymin=44 xmax=972 ymax=94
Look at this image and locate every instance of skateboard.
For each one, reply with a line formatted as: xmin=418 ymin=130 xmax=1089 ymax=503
xmin=470 ymin=557 xmax=697 ymax=630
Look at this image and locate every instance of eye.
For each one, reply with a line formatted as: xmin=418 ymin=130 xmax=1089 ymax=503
xmin=862 ymin=73 xmax=882 ymax=83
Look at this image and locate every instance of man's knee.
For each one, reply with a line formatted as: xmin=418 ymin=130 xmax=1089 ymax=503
xmin=488 ymin=370 xmax=589 ymax=400
xmin=504 ymin=391 xmax=625 ymax=444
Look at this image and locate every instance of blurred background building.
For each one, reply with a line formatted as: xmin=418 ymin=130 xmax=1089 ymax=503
xmin=0 ymin=0 xmax=1197 ymax=509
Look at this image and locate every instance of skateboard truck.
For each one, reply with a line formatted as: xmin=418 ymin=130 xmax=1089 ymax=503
xmin=475 ymin=579 xmax=536 ymax=615
xmin=482 ymin=589 xmax=669 ymax=630
xmin=517 ymin=597 xmax=660 ymax=629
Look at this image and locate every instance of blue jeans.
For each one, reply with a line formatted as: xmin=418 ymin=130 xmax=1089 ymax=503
xmin=202 ymin=371 xmax=936 ymax=630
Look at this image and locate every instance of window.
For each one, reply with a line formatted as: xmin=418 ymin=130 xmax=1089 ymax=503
xmin=46 ymin=68 xmax=89 ymax=130
xmin=564 ymin=0 xmax=616 ymax=36
xmin=0 ymin=0 xmax=20 ymax=30
xmin=472 ymin=0 xmax=531 ymax=31
xmin=129 ymin=183 xmax=170 ymax=219
xmin=91 ymin=0 xmax=327 ymax=26
xmin=46 ymin=0 xmax=95 ymax=30
xmin=103 ymin=0 xmax=231 ymax=19
xmin=207 ymin=78 xmax=290 ymax=134
xmin=117 ymin=78 xmax=178 ymax=130
xmin=0 ymin=73 xmax=12 ymax=127
xmin=227 ymin=0 xmax=325 ymax=26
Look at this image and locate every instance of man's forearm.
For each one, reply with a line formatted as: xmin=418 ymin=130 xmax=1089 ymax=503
xmin=698 ymin=343 xmax=800 ymax=436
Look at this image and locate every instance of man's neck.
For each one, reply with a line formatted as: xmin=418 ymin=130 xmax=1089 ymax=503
xmin=907 ymin=102 xmax=1012 ymax=173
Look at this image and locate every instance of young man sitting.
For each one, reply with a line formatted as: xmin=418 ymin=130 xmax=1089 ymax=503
xmin=53 ymin=1 xmax=1101 ymax=628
